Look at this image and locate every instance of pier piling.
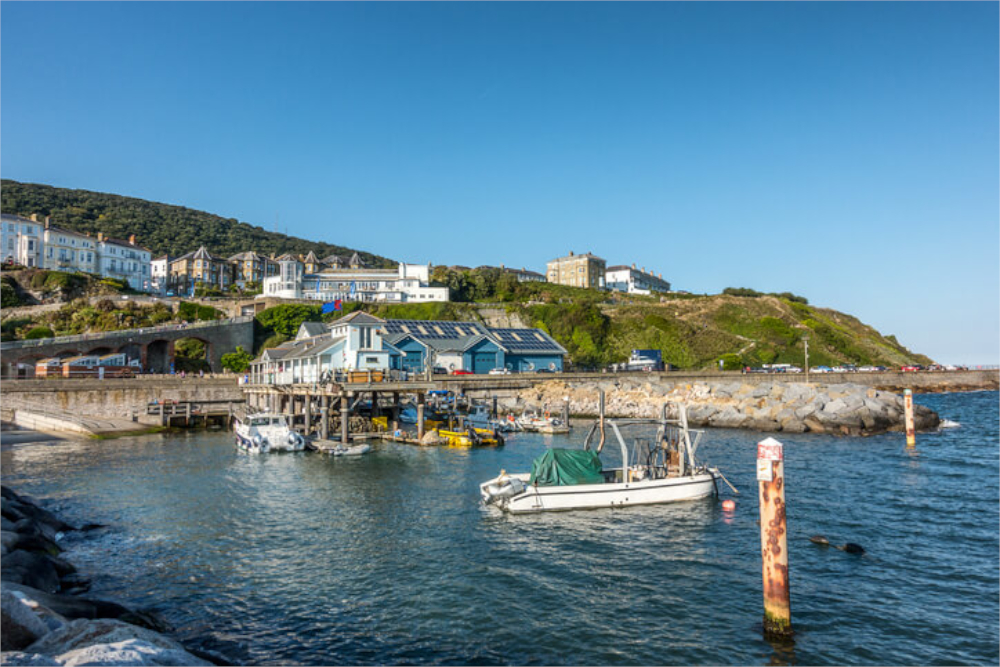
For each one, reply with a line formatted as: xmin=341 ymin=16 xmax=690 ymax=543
xmin=340 ymin=391 xmax=350 ymax=444
xmin=903 ymin=389 xmax=916 ymax=448
xmin=757 ymin=436 xmax=792 ymax=639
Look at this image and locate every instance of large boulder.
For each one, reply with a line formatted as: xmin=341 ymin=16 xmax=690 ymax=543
xmin=1 ymin=591 xmax=51 ymax=651
xmin=0 ymin=652 xmax=61 ymax=666
xmin=26 ymin=620 xmax=210 ymax=666
xmin=1 ymin=551 xmax=62 ymax=594
xmin=0 ymin=585 xmax=169 ymax=634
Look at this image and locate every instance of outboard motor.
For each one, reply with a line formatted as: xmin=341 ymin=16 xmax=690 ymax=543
xmin=482 ymin=474 xmax=526 ymax=505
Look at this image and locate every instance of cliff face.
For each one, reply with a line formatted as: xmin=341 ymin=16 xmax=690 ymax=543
xmin=507 ymin=377 xmax=940 ymax=437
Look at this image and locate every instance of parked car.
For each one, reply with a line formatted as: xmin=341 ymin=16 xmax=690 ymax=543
xmin=488 ymin=367 xmax=511 ymax=375
xmin=432 ymin=366 xmax=448 ymax=375
xmin=535 ymin=368 xmax=556 ymax=373
xmin=451 ymin=369 xmax=474 ymax=376
xmin=812 ymin=366 xmax=832 ymax=373
xmin=901 ymin=365 xmax=923 ymax=372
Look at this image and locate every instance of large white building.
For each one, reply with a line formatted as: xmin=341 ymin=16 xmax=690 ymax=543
xmin=43 ymin=220 xmax=97 ymax=274
xmin=96 ymin=233 xmax=153 ymax=291
xmin=1 ymin=214 xmax=44 ymax=268
xmin=261 ymin=260 xmax=448 ymax=303
xmin=605 ymin=264 xmax=671 ymax=294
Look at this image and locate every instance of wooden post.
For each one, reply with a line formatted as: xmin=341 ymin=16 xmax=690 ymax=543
xmin=184 ymin=402 xmax=191 ymax=426
xmin=492 ymin=396 xmax=498 ymax=419
xmin=341 ymin=391 xmax=350 ymax=444
xmin=417 ymin=393 xmax=425 ymax=440
xmin=757 ymin=436 xmax=792 ymax=639
xmin=304 ymin=395 xmax=312 ymax=436
xmin=159 ymin=402 xmax=165 ymax=425
xmin=903 ymin=389 xmax=915 ymax=448
xmin=562 ymin=397 xmax=570 ymax=425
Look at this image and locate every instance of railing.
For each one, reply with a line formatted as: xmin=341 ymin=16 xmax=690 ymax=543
xmin=0 ymin=316 xmax=254 ymax=350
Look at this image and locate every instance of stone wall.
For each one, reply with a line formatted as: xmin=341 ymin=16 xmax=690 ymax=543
xmin=1 ymin=377 xmax=243 ymax=420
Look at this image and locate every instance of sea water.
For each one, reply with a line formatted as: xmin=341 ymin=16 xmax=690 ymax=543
xmin=2 ymin=391 xmax=997 ymax=665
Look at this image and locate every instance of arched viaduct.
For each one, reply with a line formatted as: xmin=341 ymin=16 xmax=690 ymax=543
xmin=0 ymin=316 xmax=254 ymax=377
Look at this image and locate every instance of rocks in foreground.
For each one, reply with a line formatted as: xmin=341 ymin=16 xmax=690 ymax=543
xmin=1 ymin=486 xmax=216 ymax=666
xmin=513 ymin=379 xmax=939 ymax=436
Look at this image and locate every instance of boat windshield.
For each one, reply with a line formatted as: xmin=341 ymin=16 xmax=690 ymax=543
xmin=249 ymin=418 xmax=270 ymax=426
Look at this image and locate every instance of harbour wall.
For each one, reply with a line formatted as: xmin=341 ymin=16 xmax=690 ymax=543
xmin=0 ymin=376 xmax=243 ymax=423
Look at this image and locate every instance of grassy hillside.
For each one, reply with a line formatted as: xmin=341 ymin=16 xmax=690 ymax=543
xmin=253 ymin=295 xmax=932 ymax=369
xmin=1 ymin=180 xmax=394 ymax=266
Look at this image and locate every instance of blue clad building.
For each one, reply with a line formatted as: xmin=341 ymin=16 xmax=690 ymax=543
xmin=382 ymin=319 xmax=566 ymax=374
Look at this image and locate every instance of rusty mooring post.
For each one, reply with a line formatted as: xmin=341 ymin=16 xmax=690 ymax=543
xmin=903 ymin=389 xmax=916 ymax=448
xmin=757 ymin=436 xmax=792 ymax=639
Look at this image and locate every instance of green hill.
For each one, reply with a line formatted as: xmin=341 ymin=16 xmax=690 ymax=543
xmin=0 ymin=179 xmax=393 ymax=266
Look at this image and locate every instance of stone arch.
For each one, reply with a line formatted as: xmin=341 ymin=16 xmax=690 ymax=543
xmin=84 ymin=346 xmax=114 ymax=357
xmin=173 ymin=336 xmax=212 ymax=373
xmin=146 ymin=339 xmax=174 ymax=374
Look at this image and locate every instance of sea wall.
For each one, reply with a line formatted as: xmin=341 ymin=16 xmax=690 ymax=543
xmin=0 ymin=377 xmax=242 ymax=422
xmin=501 ymin=377 xmax=941 ymax=436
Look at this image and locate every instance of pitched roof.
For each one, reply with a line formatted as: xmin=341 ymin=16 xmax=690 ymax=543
xmin=175 ymin=246 xmax=228 ymax=263
xmin=348 ymin=252 xmax=365 ymax=267
xmin=276 ymin=253 xmax=301 ymax=262
xmin=329 ymin=311 xmax=385 ymax=326
xmin=488 ymin=327 xmax=567 ymax=355
xmin=302 ymin=251 xmax=320 ymax=264
xmin=297 ymin=322 xmax=328 ymax=339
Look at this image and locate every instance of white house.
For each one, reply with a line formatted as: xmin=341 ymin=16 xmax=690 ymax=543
xmin=605 ymin=264 xmax=671 ymax=295
xmin=96 ymin=233 xmax=153 ymax=291
xmin=43 ymin=221 xmax=97 ymax=274
xmin=261 ymin=261 xmax=448 ymax=303
xmin=1 ymin=214 xmax=43 ymax=268
xmin=249 ymin=312 xmax=400 ymax=385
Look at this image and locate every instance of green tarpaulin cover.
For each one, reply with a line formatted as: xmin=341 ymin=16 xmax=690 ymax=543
xmin=528 ymin=448 xmax=604 ymax=486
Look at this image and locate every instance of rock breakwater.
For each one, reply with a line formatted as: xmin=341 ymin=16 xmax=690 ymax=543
xmin=508 ymin=378 xmax=939 ymax=436
xmin=1 ymin=486 xmax=221 ymax=666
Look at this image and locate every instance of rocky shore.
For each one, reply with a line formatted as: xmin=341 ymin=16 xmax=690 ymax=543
xmin=1 ymin=486 xmax=225 ymax=666
xmin=507 ymin=378 xmax=940 ymax=436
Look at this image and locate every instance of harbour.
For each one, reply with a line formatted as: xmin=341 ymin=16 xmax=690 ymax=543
xmin=2 ymin=390 xmax=996 ymax=666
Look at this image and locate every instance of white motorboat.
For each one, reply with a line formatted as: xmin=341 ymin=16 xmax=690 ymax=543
xmin=514 ymin=409 xmax=569 ymax=434
xmin=233 ymin=413 xmax=306 ymax=453
xmin=480 ymin=404 xmax=722 ymax=514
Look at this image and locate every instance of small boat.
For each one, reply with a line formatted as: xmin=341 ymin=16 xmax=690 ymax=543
xmin=308 ymin=439 xmax=372 ymax=456
xmin=465 ymin=404 xmax=513 ymax=433
xmin=480 ymin=404 xmax=722 ymax=514
xmin=514 ymin=409 xmax=569 ymax=434
xmin=436 ymin=426 xmax=505 ymax=448
xmin=233 ymin=413 xmax=306 ymax=453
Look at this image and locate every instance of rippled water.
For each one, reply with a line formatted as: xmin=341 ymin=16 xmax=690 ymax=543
xmin=2 ymin=391 xmax=997 ymax=665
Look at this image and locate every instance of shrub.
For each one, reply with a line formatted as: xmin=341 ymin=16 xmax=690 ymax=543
xmin=24 ymin=325 xmax=54 ymax=340
xmin=1 ymin=278 xmax=20 ymax=308
xmin=177 ymin=301 xmax=223 ymax=322
xmin=256 ymin=304 xmax=322 ymax=339
xmin=221 ymin=346 xmax=254 ymax=373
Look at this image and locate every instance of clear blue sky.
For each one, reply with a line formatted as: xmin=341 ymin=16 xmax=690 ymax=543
xmin=2 ymin=2 xmax=997 ymax=364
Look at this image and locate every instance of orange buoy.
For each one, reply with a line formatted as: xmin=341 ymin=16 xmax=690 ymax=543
xmin=722 ymin=499 xmax=736 ymax=512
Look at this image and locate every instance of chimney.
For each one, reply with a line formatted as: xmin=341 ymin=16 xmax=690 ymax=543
xmin=97 ymin=232 xmax=105 ymax=242
xmin=632 ymin=263 xmax=636 ymax=269
xmin=659 ymin=273 xmax=663 ymax=279
xmin=500 ymin=263 xmax=505 ymax=269
xmin=30 ymin=214 xmax=38 ymax=222
xmin=128 ymin=234 xmax=137 ymax=246
xmin=568 ymin=251 xmax=575 ymax=256
xmin=642 ymin=267 xmax=646 ymax=274
xmin=44 ymin=217 xmax=51 ymax=230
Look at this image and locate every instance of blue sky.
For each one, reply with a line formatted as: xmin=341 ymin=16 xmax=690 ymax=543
xmin=2 ymin=2 xmax=997 ymax=364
